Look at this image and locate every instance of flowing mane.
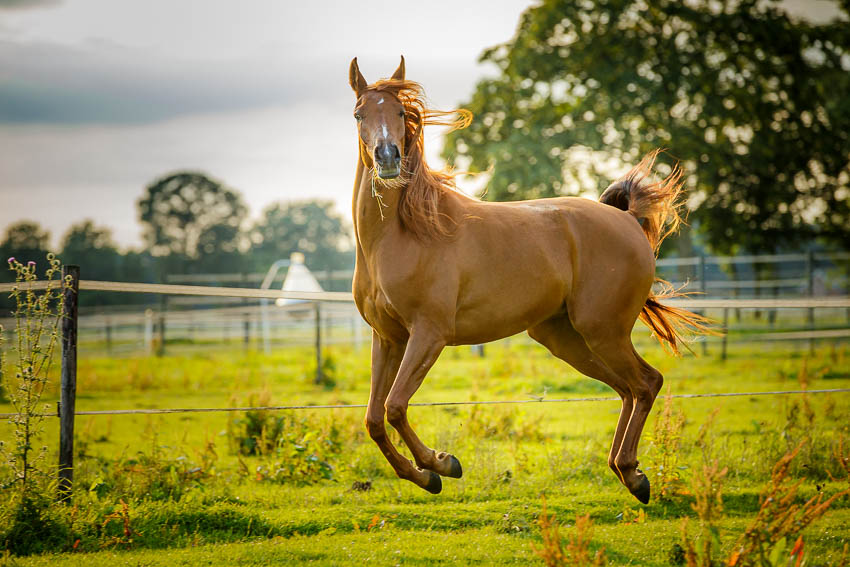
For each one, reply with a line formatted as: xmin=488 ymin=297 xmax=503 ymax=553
xmin=365 ymin=79 xmax=472 ymax=240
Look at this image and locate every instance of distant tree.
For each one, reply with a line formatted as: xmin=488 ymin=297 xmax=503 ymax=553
xmin=0 ymin=221 xmax=51 ymax=281
xmin=137 ymin=171 xmax=248 ymax=272
xmin=60 ymin=220 xmax=122 ymax=282
xmin=443 ymin=0 xmax=850 ymax=254
xmin=251 ymin=201 xmax=352 ymax=273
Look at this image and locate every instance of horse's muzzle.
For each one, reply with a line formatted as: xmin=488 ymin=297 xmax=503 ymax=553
xmin=375 ymin=142 xmax=401 ymax=179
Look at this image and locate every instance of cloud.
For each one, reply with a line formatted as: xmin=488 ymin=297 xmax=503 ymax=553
xmin=0 ymin=39 xmax=343 ymax=125
xmin=0 ymin=0 xmax=60 ymax=10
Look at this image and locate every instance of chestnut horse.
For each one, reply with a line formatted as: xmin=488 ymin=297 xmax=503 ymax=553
xmin=349 ymin=56 xmax=710 ymax=503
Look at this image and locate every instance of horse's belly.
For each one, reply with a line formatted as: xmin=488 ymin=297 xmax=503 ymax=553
xmin=450 ymin=292 xmax=564 ymax=345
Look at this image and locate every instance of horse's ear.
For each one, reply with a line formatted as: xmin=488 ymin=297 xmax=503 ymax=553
xmin=349 ymin=57 xmax=367 ymax=96
xmin=391 ymin=55 xmax=405 ymax=81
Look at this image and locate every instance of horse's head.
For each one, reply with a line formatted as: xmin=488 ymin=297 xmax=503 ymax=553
xmin=349 ymin=56 xmax=407 ymax=179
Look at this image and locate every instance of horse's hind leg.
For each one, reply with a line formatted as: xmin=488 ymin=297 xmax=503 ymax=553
xmin=580 ymin=331 xmax=662 ymax=503
xmin=529 ymin=317 xmax=635 ymax=488
xmin=528 ymin=315 xmax=660 ymax=503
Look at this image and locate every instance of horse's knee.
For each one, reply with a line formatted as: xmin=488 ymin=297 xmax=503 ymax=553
xmin=365 ymin=416 xmax=386 ymax=442
xmin=385 ymin=402 xmax=406 ymax=428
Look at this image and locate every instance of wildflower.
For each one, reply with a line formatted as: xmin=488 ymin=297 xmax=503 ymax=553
xmin=27 ymin=261 xmax=36 ymax=267
xmin=7 ymin=257 xmax=15 ymax=263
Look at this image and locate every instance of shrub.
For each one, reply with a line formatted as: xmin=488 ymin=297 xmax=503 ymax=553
xmin=228 ymin=397 xmax=343 ymax=485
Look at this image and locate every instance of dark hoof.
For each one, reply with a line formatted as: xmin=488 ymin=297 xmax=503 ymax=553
xmin=424 ymin=470 xmax=442 ymax=494
xmin=446 ymin=455 xmax=463 ymax=479
xmin=630 ymin=475 xmax=651 ymax=504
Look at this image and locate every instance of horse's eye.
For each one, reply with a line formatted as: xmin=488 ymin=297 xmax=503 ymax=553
xmin=398 ymin=110 xmax=405 ymax=118
xmin=354 ymin=114 xmax=362 ymax=122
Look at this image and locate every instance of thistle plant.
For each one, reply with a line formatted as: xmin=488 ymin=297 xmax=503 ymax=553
xmin=0 ymin=254 xmax=68 ymax=502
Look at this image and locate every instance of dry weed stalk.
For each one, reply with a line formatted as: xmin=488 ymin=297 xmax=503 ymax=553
xmin=533 ymin=495 xmax=606 ymax=567
xmin=829 ymin=434 xmax=850 ymax=483
xmin=101 ymin=499 xmax=135 ymax=548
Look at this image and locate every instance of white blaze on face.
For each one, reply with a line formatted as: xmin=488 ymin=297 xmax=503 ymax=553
xmin=377 ymin=97 xmax=384 ymax=105
xmin=382 ymin=124 xmax=388 ymax=138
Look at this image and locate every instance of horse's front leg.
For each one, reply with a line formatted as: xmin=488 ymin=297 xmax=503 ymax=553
xmin=384 ymin=327 xmax=462 ymax=493
xmin=364 ymin=331 xmax=440 ymax=492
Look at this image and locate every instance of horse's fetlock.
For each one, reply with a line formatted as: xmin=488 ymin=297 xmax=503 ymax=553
xmin=614 ymin=455 xmax=636 ymax=474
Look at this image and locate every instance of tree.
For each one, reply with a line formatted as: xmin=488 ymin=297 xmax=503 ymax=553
xmin=251 ymin=200 xmax=352 ymax=274
xmin=137 ymin=171 xmax=248 ymax=271
xmin=443 ymin=0 xmax=850 ymax=254
xmin=0 ymin=221 xmax=51 ymax=282
xmin=60 ymin=220 xmax=121 ymax=282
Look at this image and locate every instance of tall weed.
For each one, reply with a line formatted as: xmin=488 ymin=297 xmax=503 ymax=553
xmin=0 ymin=255 xmax=69 ymax=556
xmin=532 ymin=494 xmax=606 ymax=566
xmin=648 ymin=386 xmax=687 ymax=501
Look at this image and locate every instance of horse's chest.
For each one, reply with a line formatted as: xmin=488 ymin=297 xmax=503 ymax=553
xmin=353 ymin=270 xmax=409 ymax=342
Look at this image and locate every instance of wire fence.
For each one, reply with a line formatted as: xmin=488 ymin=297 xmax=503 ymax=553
xmin=2 ymin=268 xmax=850 ymax=500
xmin=3 ymin=388 xmax=849 ymax=420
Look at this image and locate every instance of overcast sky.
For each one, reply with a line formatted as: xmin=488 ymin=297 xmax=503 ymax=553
xmin=0 ymin=0 xmax=531 ymax=248
xmin=1 ymin=0 xmax=841 ymax=250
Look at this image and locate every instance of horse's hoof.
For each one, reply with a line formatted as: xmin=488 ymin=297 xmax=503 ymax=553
xmin=630 ymin=475 xmax=651 ymax=504
xmin=446 ymin=455 xmax=463 ymax=479
xmin=424 ymin=470 xmax=442 ymax=494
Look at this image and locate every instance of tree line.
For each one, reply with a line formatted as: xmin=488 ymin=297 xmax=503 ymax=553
xmin=1 ymin=171 xmax=353 ymax=306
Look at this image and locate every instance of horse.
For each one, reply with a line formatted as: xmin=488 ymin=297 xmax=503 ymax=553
xmin=348 ymin=56 xmax=711 ymax=503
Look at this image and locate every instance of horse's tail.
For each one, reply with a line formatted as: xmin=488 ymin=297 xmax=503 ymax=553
xmin=599 ymin=149 xmax=683 ymax=252
xmin=600 ymin=149 xmax=718 ymax=354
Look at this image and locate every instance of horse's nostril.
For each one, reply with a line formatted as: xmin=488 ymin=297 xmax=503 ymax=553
xmin=375 ymin=142 xmax=399 ymax=166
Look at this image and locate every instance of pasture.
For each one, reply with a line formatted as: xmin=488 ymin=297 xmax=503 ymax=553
xmin=1 ymin=333 xmax=849 ymax=565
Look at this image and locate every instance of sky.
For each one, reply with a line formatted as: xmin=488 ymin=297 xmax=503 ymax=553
xmin=0 ymin=0 xmax=530 ymax=248
xmin=0 ymin=0 xmax=841 ymax=250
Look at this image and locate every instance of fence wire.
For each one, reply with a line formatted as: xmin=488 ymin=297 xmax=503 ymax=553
xmin=2 ymin=388 xmax=848 ymax=420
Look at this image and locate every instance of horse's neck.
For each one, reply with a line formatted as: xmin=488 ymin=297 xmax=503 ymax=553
xmin=352 ymin=158 xmax=403 ymax=254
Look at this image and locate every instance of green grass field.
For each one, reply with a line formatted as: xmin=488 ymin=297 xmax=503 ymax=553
xmin=1 ymin=335 xmax=849 ymax=566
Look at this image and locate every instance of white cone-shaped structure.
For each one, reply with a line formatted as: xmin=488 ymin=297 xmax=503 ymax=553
xmin=276 ymin=252 xmax=323 ymax=306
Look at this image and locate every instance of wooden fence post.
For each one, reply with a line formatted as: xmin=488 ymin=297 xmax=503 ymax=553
xmin=806 ymin=250 xmax=815 ymax=354
xmin=157 ymin=295 xmax=166 ymax=357
xmin=242 ymin=272 xmax=250 ymax=350
xmin=720 ymin=307 xmax=729 ymax=362
xmin=58 ymin=265 xmax=79 ymax=503
xmin=314 ymin=302 xmax=323 ymax=384
xmin=699 ymin=254 xmax=707 ymax=355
